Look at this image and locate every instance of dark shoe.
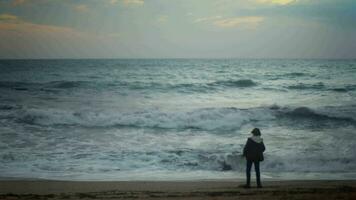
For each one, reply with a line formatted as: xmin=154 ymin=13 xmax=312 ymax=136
xmin=243 ymin=184 xmax=251 ymax=189
xmin=257 ymin=185 xmax=263 ymax=188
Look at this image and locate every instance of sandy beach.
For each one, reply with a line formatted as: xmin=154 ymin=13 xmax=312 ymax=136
xmin=0 ymin=180 xmax=355 ymax=199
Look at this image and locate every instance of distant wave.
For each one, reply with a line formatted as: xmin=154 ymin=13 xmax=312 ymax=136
xmin=0 ymin=81 xmax=36 ymax=91
xmin=266 ymin=72 xmax=316 ymax=81
xmin=332 ymin=88 xmax=349 ymax=92
xmin=3 ymin=79 xmax=354 ymax=94
xmin=47 ymin=81 xmax=90 ymax=89
xmin=0 ymin=81 xmax=91 ymax=91
xmin=281 ymin=106 xmax=355 ymax=122
xmin=4 ymin=79 xmax=354 ymax=94
xmin=0 ymin=79 xmax=257 ymax=93
xmin=284 ymin=72 xmax=309 ymax=77
xmin=126 ymin=79 xmax=257 ymax=92
xmin=282 ymin=72 xmax=316 ymax=78
xmin=0 ymin=104 xmax=20 ymax=110
xmin=0 ymin=81 xmax=23 ymax=88
xmin=285 ymin=82 xmax=356 ymax=93
xmin=209 ymin=79 xmax=257 ymax=87
xmin=286 ymin=82 xmax=325 ymax=90
xmin=331 ymin=85 xmax=356 ymax=92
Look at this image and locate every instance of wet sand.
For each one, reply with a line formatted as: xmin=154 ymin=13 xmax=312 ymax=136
xmin=0 ymin=180 xmax=355 ymax=199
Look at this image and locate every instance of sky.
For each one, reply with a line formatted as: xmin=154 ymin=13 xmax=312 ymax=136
xmin=0 ymin=0 xmax=355 ymax=59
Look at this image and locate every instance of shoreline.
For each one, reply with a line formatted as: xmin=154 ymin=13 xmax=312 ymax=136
xmin=1 ymin=180 xmax=355 ymax=199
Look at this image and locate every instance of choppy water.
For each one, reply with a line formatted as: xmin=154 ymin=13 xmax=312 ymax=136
xmin=0 ymin=59 xmax=356 ymax=180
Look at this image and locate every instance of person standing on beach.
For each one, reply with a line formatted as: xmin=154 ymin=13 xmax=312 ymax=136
xmin=243 ymin=128 xmax=265 ymax=188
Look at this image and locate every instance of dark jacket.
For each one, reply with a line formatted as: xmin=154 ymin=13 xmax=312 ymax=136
xmin=243 ymin=137 xmax=265 ymax=162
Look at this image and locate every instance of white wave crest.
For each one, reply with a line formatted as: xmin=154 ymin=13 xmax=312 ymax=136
xmin=15 ymin=107 xmax=275 ymax=131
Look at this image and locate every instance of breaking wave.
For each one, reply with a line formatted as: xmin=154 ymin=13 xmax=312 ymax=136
xmin=8 ymin=105 xmax=355 ymax=130
xmin=159 ymin=150 xmax=356 ymax=173
xmin=14 ymin=107 xmax=272 ymax=130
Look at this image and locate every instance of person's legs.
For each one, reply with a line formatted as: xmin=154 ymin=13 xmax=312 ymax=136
xmin=254 ymin=161 xmax=262 ymax=187
xmin=245 ymin=160 xmax=252 ymax=187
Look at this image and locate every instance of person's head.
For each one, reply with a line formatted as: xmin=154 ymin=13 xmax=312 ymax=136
xmin=251 ymin=128 xmax=261 ymax=136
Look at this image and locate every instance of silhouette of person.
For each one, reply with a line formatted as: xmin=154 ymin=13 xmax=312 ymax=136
xmin=243 ymin=128 xmax=265 ymax=188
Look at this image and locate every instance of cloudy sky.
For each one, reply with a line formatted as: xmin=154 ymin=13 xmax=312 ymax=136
xmin=0 ymin=0 xmax=355 ymax=59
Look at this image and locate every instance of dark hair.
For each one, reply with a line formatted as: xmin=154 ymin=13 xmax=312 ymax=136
xmin=251 ymin=128 xmax=261 ymax=136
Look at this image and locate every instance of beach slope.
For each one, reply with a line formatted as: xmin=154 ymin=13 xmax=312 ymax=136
xmin=0 ymin=180 xmax=356 ymax=199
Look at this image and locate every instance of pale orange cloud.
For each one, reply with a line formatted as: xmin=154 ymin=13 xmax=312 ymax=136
xmin=193 ymin=16 xmax=222 ymax=23
xmin=157 ymin=15 xmax=168 ymax=23
xmin=0 ymin=13 xmax=121 ymax=44
xmin=255 ymin=0 xmax=296 ymax=5
xmin=123 ymin=0 xmax=144 ymax=6
xmin=109 ymin=0 xmax=119 ymax=5
xmin=194 ymin=15 xmax=265 ymax=29
xmin=100 ymin=0 xmax=145 ymax=7
xmin=12 ymin=0 xmax=26 ymax=6
xmin=0 ymin=14 xmax=19 ymax=21
xmin=0 ymin=22 xmax=84 ymax=40
xmin=213 ymin=16 xmax=264 ymax=28
xmin=74 ymin=4 xmax=89 ymax=13
xmin=0 ymin=14 xmax=123 ymax=58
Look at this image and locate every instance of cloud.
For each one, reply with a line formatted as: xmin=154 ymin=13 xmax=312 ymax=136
xmin=0 ymin=14 xmax=19 ymax=21
xmin=194 ymin=15 xmax=265 ymax=28
xmin=0 ymin=16 xmax=122 ymax=42
xmin=0 ymin=13 xmax=123 ymax=58
xmin=157 ymin=15 xmax=168 ymax=23
xmin=12 ymin=0 xmax=26 ymax=6
xmin=193 ymin=16 xmax=222 ymax=23
xmin=108 ymin=0 xmax=119 ymax=5
xmin=122 ymin=0 xmax=144 ymax=6
xmin=106 ymin=33 xmax=120 ymax=38
xmin=213 ymin=16 xmax=264 ymax=28
xmin=251 ymin=0 xmax=356 ymax=28
xmin=74 ymin=4 xmax=89 ymax=13
xmin=0 ymin=13 xmax=104 ymax=41
xmin=255 ymin=0 xmax=297 ymax=5
xmin=103 ymin=0 xmax=145 ymax=7
xmin=0 ymin=20 xmax=83 ymax=38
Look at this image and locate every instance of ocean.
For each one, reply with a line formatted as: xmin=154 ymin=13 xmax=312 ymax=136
xmin=0 ymin=59 xmax=355 ymax=181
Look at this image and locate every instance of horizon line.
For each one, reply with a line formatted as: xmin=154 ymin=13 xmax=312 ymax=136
xmin=1 ymin=57 xmax=356 ymax=60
